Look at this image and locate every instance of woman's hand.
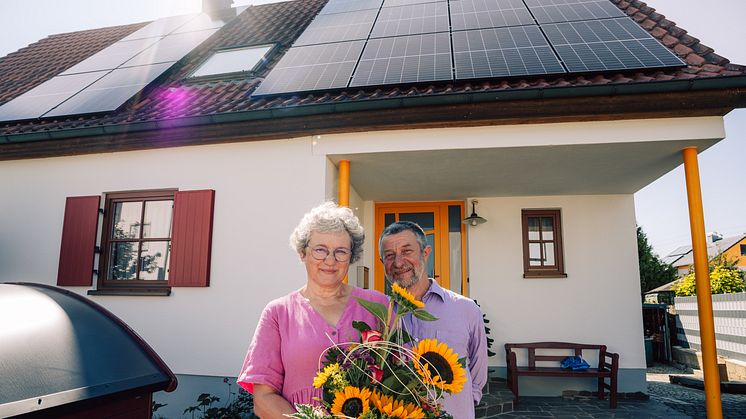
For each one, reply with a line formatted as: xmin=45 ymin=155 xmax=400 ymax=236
xmin=253 ymin=384 xmax=296 ymax=418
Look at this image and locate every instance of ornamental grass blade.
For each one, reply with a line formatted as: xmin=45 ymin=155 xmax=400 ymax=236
xmin=354 ymin=297 xmax=388 ymax=326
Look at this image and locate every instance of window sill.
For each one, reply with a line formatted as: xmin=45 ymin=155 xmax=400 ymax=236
xmin=523 ymin=272 xmax=568 ymax=279
xmin=88 ymin=288 xmax=171 ymax=296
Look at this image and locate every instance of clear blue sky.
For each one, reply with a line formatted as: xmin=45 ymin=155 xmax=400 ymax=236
xmin=1 ymin=0 xmax=744 ymax=257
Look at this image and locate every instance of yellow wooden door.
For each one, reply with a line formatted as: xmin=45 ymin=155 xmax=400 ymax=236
xmin=374 ymin=201 xmax=467 ymax=296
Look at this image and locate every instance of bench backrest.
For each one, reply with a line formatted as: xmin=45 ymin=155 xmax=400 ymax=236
xmin=505 ymin=342 xmax=607 ymax=368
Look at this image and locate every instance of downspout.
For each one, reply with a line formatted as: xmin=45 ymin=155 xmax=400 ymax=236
xmin=682 ymin=146 xmax=723 ymax=419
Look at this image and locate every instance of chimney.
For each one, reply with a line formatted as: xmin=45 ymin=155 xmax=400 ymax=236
xmin=707 ymin=232 xmax=723 ymax=243
xmin=202 ymin=0 xmax=236 ymax=20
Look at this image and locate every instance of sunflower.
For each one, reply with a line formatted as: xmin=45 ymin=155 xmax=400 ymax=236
xmin=391 ymin=283 xmax=425 ymax=310
xmin=313 ymin=363 xmax=340 ymax=388
xmin=370 ymin=392 xmax=425 ymax=419
xmin=412 ymin=338 xmax=467 ymax=394
xmin=330 ymin=386 xmax=371 ymax=418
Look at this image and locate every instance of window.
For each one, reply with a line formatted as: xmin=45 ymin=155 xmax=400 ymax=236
xmin=189 ymin=45 xmax=273 ymax=78
xmin=521 ymin=209 xmax=566 ymax=278
xmin=741 ymin=244 xmax=746 ymax=257
xmin=97 ymin=190 xmax=174 ymax=294
xmin=56 ymin=189 xmax=215 ymax=295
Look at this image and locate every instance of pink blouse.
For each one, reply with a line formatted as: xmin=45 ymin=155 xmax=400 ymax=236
xmin=237 ymin=287 xmax=389 ymax=406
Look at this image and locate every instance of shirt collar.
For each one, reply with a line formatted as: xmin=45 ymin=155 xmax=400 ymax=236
xmin=423 ymin=278 xmax=446 ymax=302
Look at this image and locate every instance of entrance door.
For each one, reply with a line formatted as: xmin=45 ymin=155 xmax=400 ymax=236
xmin=374 ymin=202 xmax=467 ymax=296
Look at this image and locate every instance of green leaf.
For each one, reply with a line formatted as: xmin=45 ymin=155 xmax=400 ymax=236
xmin=352 ymin=320 xmax=372 ymax=334
xmin=412 ymin=309 xmax=438 ymax=321
xmin=458 ymin=357 xmax=467 ymax=368
xmin=355 ymin=297 xmax=388 ymax=326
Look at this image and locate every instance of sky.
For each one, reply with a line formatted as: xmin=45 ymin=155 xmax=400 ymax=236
xmin=0 ymin=0 xmax=744 ymax=257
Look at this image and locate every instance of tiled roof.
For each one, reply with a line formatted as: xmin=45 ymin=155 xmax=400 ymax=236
xmin=1 ymin=0 xmax=745 ymax=138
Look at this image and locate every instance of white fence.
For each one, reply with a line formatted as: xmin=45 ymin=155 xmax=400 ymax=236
xmin=674 ymin=292 xmax=746 ymax=362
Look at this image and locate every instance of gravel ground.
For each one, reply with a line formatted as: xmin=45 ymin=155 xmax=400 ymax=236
xmin=646 ymin=363 xmax=746 ymax=419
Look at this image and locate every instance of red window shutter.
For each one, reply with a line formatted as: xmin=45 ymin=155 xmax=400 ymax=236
xmin=57 ymin=196 xmax=101 ymax=286
xmin=169 ymin=189 xmax=215 ymax=287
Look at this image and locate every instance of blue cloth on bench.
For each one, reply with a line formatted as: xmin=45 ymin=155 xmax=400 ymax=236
xmin=561 ymin=356 xmax=590 ymax=371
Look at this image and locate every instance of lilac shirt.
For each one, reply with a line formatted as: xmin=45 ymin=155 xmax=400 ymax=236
xmin=237 ymin=287 xmax=389 ymax=406
xmin=400 ymin=280 xmax=488 ymax=419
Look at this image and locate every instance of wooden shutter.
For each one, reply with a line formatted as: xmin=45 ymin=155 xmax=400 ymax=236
xmin=169 ymin=189 xmax=215 ymax=287
xmin=57 ymin=196 xmax=100 ymax=286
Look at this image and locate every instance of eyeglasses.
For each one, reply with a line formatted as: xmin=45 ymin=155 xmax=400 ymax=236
xmin=308 ymin=245 xmax=352 ymax=262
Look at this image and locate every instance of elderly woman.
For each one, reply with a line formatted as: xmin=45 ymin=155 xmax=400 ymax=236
xmin=237 ymin=202 xmax=388 ymax=418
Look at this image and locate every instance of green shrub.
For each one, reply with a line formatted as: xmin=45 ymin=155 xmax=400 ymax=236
xmin=675 ymin=256 xmax=745 ymax=296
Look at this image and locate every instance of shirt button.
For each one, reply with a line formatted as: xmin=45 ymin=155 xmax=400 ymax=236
xmin=331 ymin=331 xmax=336 ymax=335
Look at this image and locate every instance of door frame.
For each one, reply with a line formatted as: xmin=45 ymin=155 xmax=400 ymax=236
xmin=373 ymin=201 xmax=468 ymax=296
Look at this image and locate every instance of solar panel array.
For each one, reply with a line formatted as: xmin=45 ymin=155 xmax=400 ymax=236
xmin=0 ymin=13 xmax=228 ymax=122
xmin=253 ymin=0 xmax=685 ymax=96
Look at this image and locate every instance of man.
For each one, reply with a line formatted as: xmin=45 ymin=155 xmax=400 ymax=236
xmin=379 ymin=221 xmax=488 ymax=419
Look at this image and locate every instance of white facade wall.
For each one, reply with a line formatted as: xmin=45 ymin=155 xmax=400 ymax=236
xmin=0 ymin=136 xmax=329 ymax=377
xmin=468 ymin=195 xmax=645 ymax=369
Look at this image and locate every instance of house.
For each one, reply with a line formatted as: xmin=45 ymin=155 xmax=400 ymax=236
xmin=1 ymin=0 xmax=745 ymax=416
xmin=662 ymin=232 xmax=746 ymax=276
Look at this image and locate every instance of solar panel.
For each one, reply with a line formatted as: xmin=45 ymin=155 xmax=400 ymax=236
xmin=294 ymin=9 xmax=379 ymax=46
xmin=382 ymin=0 xmax=440 ymax=8
xmin=350 ymin=33 xmax=452 ymax=87
xmin=542 ymin=18 xmax=686 ymax=72
xmin=370 ymin=2 xmax=448 ymax=38
xmin=119 ymin=14 xmax=198 ymax=41
xmin=253 ymin=41 xmax=366 ymax=95
xmin=450 ymin=0 xmax=535 ymax=31
xmin=123 ymin=28 xmax=219 ymax=67
xmin=526 ymin=0 xmax=625 ymax=24
xmin=44 ymin=63 xmax=174 ymax=117
xmin=453 ymin=26 xmax=565 ymax=78
xmin=0 ymin=71 xmax=108 ymax=121
xmin=319 ymin=0 xmax=383 ymax=15
xmin=60 ymin=37 xmax=161 ymax=75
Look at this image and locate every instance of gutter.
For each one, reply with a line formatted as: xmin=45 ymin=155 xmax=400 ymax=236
xmin=2 ymin=75 xmax=746 ymax=145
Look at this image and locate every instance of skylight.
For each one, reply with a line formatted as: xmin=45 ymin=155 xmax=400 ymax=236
xmin=190 ymin=45 xmax=272 ymax=77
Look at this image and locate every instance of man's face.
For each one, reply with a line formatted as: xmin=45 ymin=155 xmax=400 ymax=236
xmin=380 ymin=230 xmax=431 ymax=289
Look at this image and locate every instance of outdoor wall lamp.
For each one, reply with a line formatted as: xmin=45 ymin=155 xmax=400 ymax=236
xmin=463 ymin=199 xmax=487 ymax=226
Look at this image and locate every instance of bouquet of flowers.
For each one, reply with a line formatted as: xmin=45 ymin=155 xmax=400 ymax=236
xmin=287 ymin=284 xmax=467 ymax=419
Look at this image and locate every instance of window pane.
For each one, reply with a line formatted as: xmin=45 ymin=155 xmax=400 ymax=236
xmin=529 ymin=243 xmax=542 ymax=266
xmin=190 ymin=45 xmax=272 ymax=77
xmin=139 ymin=241 xmax=170 ymax=281
xmin=109 ymin=242 xmax=138 ymax=279
xmin=426 ymin=233 xmax=435 ymax=278
xmin=527 ymin=217 xmax=539 ymax=240
xmin=143 ymin=200 xmax=173 ymax=238
xmin=113 ymin=201 xmax=142 ymax=239
xmin=543 ymin=242 xmax=555 ymax=266
xmin=448 ymin=205 xmax=462 ymax=232
xmin=400 ymin=212 xmax=435 ymax=230
xmin=541 ymin=217 xmax=554 ymax=240
xmin=449 ymin=231 xmax=462 ymax=294
xmin=384 ymin=213 xmax=396 ymax=227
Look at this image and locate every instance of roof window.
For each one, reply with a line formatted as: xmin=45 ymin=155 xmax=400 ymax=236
xmin=189 ymin=45 xmax=272 ymax=78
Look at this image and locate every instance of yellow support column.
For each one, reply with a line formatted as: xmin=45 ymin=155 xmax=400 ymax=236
xmin=338 ymin=160 xmax=350 ymax=208
xmin=338 ymin=160 xmax=350 ymax=284
xmin=682 ymin=147 xmax=723 ymax=419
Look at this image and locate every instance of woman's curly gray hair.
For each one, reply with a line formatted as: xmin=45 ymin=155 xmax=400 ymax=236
xmin=290 ymin=202 xmax=365 ymax=263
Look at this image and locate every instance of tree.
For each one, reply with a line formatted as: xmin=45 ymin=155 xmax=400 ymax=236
xmin=675 ymin=255 xmax=746 ymax=296
xmin=637 ymin=226 xmax=678 ymax=293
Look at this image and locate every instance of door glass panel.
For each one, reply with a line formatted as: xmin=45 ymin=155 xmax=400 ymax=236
xmin=140 ymin=241 xmax=170 ymax=280
xmin=400 ymin=212 xmax=435 ymax=230
xmin=543 ymin=242 xmax=555 ymax=266
xmin=113 ymin=201 xmax=142 ymax=239
xmin=384 ymin=213 xmax=396 ymax=227
xmin=143 ymin=200 xmax=173 ymax=238
xmin=541 ymin=217 xmax=554 ymax=240
xmin=109 ymin=242 xmax=138 ymax=279
xmin=426 ymin=233 xmax=435 ymax=278
xmin=448 ymin=205 xmax=462 ymax=294
xmin=527 ymin=217 xmax=539 ymax=240
xmin=528 ymin=243 xmax=542 ymax=266
xmin=448 ymin=205 xmax=462 ymax=232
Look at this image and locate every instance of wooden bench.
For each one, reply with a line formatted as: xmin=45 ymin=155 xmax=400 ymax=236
xmin=505 ymin=342 xmax=620 ymax=408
